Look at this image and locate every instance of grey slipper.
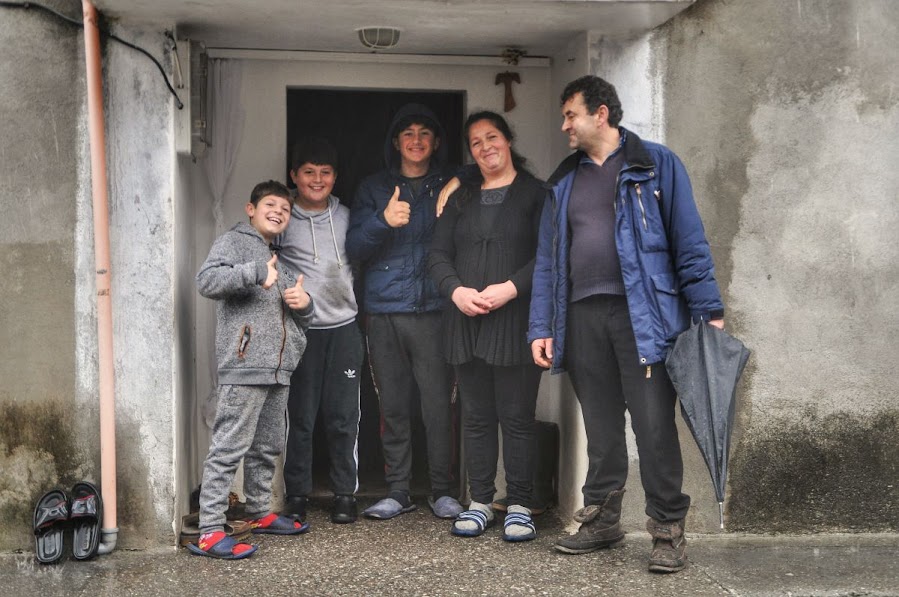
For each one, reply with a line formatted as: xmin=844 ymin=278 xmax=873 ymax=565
xmin=362 ymin=497 xmax=417 ymax=520
xmin=428 ymin=496 xmax=464 ymax=519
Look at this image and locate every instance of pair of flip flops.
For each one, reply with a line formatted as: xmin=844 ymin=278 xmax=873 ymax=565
xmin=33 ymin=482 xmax=102 ymax=564
xmin=451 ymin=508 xmax=537 ymax=541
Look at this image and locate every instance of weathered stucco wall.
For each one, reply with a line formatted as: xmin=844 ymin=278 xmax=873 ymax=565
xmin=658 ymin=0 xmax=899 ymax=531
xmin=585 ymin=28 xmax=745 ymax=533
xmin=99 ymin=22 xmax=178 ymax=545
xmin=0 ymin=0 xmax=90 ymax=551
xmin=0 ymin=1 xmax=179 ymax=550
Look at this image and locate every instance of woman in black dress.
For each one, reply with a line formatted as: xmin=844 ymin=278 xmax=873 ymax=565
xmin=429 ymin=111 xmax=545 ymax=542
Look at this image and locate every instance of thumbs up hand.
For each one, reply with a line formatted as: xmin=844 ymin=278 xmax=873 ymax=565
xmin=383 ymin=186 xmax=411 ymax=228
xmin=262 ymin=254 xmax=279 ymax=289
xmin=284 ymin=274 xmax=311 ymax=310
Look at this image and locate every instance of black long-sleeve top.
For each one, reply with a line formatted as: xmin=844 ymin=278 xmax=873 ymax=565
xmin=428 ymin=171 xmax=545 ymax=366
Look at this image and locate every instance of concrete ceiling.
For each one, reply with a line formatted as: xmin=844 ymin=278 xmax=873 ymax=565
xmin=94 ymin=0 xmax=694 ymax=57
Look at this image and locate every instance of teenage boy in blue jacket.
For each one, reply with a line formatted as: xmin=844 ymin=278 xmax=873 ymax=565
xmin=346 ymin=104 xmax=463 ymax=520
xmin=528 ymin=76 xmax=724 ymax=573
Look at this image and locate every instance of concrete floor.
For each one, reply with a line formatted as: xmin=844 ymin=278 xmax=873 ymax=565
xmin=4 ymin=501 xmax=898 ymax=596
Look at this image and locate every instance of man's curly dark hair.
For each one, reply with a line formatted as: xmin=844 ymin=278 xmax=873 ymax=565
xmin=560 ymin=76 xmax=624 ymax=127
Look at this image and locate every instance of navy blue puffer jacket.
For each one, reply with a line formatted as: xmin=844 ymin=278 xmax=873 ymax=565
xmin=346 ymin=104 xmax=451 ymax=314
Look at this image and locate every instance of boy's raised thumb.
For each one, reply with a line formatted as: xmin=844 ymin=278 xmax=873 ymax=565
xmin=268 ymin=254 xmax=278 ymax=265
xmin=295 ymin=274 xmax=304 ymax=287
xmin=388 ymin=186 xmax=400 ymax=203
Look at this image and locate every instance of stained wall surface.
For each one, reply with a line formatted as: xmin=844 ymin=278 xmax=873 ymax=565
xmin=656 ymin=0 xmax=899 ymax=531
xmin=0 ymin=0 xmax=179 ymax=550
xmin=0 ymin=0 xmax=88 ymax=550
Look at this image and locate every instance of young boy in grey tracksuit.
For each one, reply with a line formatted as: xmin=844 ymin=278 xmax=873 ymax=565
xmin=192 ymin=180 xmax=314 ymax=560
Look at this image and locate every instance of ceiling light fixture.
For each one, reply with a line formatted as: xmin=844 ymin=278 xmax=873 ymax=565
xmin=357 ymin=27 xmax=401 ymax=51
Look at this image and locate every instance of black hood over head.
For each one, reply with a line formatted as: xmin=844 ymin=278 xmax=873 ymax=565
xmin=383 ymin=103 xmax=449 ymax=172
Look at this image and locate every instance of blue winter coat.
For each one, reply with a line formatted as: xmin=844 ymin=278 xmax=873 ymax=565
xmin=346 ymin=104 xmax=451 ymax=314
xmin=527 ymin=128 xmax=724 ymax=372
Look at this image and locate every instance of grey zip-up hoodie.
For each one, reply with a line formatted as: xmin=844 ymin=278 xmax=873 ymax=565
xmin=197 ymin=221 xmax=315 ymax=386
xmin=278 ymin=194 xmax=357 ymax=329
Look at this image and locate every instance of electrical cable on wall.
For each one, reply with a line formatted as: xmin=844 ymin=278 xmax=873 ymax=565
xmin=0 ymin=0 xmax=184 ymax=109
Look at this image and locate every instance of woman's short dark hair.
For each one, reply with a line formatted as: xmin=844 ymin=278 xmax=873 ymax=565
xmin=560 ymin=76 xmax=624 ymax=127
xmin=463 ymin=110 xmax=529 ymax=173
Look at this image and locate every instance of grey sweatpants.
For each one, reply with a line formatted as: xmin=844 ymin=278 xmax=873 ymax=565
xmin=199 ymin=383 xmax=288 ymax=532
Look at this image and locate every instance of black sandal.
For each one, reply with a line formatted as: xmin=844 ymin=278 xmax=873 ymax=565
xmin=70 ymin=482 xmax=102 ymax=560
xmin=33 ymin=489 xmax=69 ymax=564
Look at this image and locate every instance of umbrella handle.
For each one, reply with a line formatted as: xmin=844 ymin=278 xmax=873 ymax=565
xmin=718 ymin=502 xmax=724 ymax=529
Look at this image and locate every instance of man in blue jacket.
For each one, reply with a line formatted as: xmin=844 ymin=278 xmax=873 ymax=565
xmin=346 ymin=104 xmax=463 ymax=520
xmin=528 ymin=76 xmax=725 ymax=573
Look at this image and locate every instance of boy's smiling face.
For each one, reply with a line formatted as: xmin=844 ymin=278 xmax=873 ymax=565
xmin=246 ymin=193 xmax=291 ymax=242
xmin=394 ymin=123 xmax=438 ymax=172
xmin=290 ymin=162 xmax=336 ymax=211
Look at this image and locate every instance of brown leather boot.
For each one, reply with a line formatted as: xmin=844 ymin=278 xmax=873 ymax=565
xmin=554 ymin=489 xmax=625 ymax=554
xmin=647 ymin=518 xmax=687 ymax=573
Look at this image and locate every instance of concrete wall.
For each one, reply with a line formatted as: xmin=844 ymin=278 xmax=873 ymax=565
xmin=0 ymin=1 xmax=180 ymax=550
xmin=657 ymin=0 xmax=899 ymax=532
xmin=544 ymin=32 xmax=592 ymax=525
xmin=586 ymin=29 xmax=739 ymax=533
xmin=0 ymin=0 xmax=88 ymax=550
xmin=100 ymin=23 xmax=179 ymax=545
xmin=563 ymin=0 xmax=899 ymax=534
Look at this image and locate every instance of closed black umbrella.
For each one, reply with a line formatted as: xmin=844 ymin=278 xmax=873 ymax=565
xmin=665 ymin=321 xmax=750 ymax=528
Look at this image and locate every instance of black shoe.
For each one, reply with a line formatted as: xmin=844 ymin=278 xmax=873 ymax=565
xmin=331 ymin=495 xmax=357 ymax=524
xmin=282 ymin=496 xmax=308 ymax=522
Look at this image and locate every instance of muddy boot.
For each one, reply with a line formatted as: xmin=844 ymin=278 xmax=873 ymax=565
xmin=647 ymin=518 xmax=687 ymax=573
xmin=554 ymin=489 xmax=625 ymax=554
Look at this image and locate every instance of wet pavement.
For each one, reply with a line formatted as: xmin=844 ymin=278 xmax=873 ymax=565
xmin=4 ymin=502 xmax=898 ymax=596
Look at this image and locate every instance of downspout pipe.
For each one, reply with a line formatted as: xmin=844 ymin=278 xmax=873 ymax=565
xmin=82 ymin=0 xmax=118 ymax=555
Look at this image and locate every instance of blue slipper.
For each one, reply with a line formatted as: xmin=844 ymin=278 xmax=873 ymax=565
xmin=186 ymin=532 xmax=257 ymax=559
xmin=429 ymin=496 xmax=464 ymax=519
xmin=250 ymin=513 xmax=310 ymax=535
xmin=502 ymin=511 xmax=537 ymax=542
xmin=451 ymin=509 xmax=495 ymax=537
xmin=362 ymin=497 xmax=417 ymax=520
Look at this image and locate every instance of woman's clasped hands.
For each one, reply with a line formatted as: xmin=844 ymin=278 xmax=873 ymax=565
xmin=451 ymin=280 xmax=517 ymax=317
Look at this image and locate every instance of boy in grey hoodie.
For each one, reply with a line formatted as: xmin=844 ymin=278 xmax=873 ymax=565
xmin=192 ymin=180 xmax=314 ymax=559
xmin=279 ymin=137 xmax=363 ymax=525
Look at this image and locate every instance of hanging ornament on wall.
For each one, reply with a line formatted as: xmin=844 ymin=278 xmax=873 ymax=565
xmin=497 ymin=47 xmax=526 ymax=112
xmin=495 ymin=71 xmax=521 ymax=112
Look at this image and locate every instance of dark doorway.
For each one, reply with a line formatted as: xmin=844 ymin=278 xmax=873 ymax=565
xmin=286 ymin=88 xmax=464 ymax=206
xmin=286 ymin=88 xmax=465 ymax=497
